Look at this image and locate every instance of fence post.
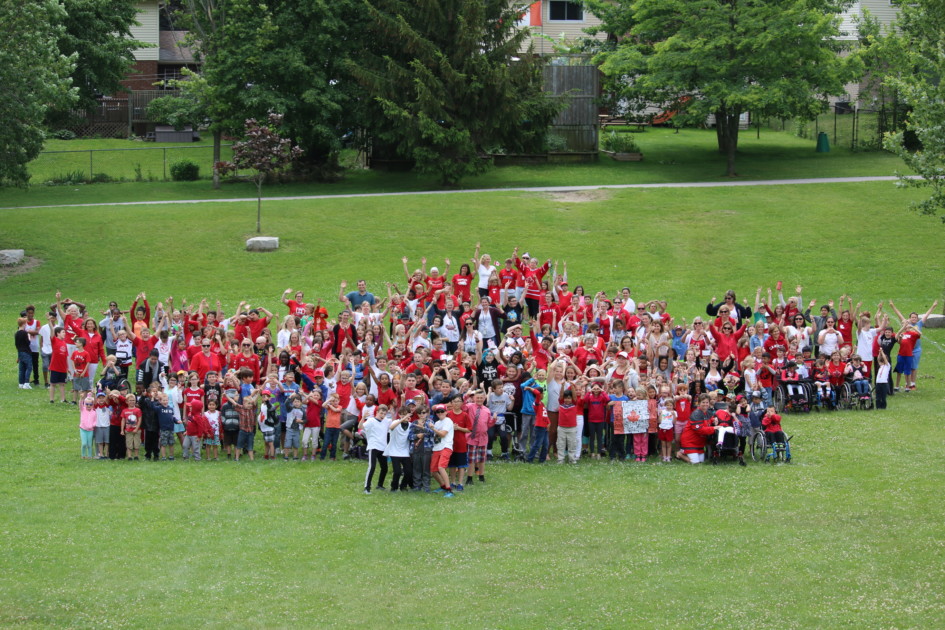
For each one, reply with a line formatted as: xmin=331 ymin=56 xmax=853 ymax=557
xmin=834 ymin=111 xmax=838 ymax=146
xmin=851 ymin=108 xmax=857 ymax=151
xmin=89 ymin=150 xmax=93 ymax=181
xmin=163 ymin=148 xmax=167 ymax=181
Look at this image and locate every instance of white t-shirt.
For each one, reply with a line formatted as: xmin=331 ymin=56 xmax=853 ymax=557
xmin=362 ymin=416 xmax=389 ymax=451
xmin=477 ymin=264 xmax=493 ymax=290
xmin=433 ymin=418 xmax=454 ymax=451
xmin=384 ymin=421 xmax=411 ymax=458
xmin=39 ymin=324 xmax=54 ymax=355
xmin=856 ymin=327 xmax=877 ymax=361
xmin=24 ymin=319 xmax=41 ymax=352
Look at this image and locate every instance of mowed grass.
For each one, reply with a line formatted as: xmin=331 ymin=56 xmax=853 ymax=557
xmin=1 ymin=127 xmax=908 ymax=209
xmin=0 ymin=181 xmax=943 ymax=628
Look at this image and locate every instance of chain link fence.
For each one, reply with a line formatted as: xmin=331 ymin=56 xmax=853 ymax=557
xmin=30 ymin=144 xmax=233 ymax=185
xmin=755 ymin=106 xmax=905 ymax=152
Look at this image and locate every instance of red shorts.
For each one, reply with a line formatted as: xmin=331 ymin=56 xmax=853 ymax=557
xmin=658 ymin=428 xmax=674 ymax=442
xmin=431 ymin=448 xmax=452 ymax=472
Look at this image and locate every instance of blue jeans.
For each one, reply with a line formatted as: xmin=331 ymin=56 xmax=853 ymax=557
xmin=17 ymin=351 xmax=33 ymax=385
xmin=321 ymin=427 xmax=340 ymax=459
xmin=762 ymin=387 xmax=773 ymax=408
xmin=527 ymin=426 xmax=549 ymax=463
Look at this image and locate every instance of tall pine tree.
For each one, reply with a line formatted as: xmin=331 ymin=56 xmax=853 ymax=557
xmin=349 ymin=0 xmax=560 ymax=186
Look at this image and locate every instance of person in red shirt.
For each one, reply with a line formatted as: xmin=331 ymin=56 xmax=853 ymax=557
xmin=761 ymin=406 xmax=785 ymax=445
xmin=676 ymin=394 xmax=717 ymax=464
xmin=48 ymin=319 xmax=69 ymax=404
xmin=582 ymin=382 xmax=610 ymax=459
xmin=191 ymin=338 xmax=225 ymax=383
xmin=451 ymin=263 xmax=475 ymax=305
xmin=70 ymin=337 xmax=92 ymax=404
xmin=183 ymin=398 xmax=210 ymax=460
xmin=513 ymin=248 xmax=550 ymax=319
xmin=498 ymin=258 xmax=521 ymax=305
xmin=894 ymin=323 xmax=922 ymax=391
xmin=128 ymin=319 xmax=159 ymax=370
xmin=79 ymin=317 xmax=106 ymax=383
xmin=446 ymin=395 xmax=472 ymax=490
xmin=281 ymin=288 xmax=309 ymax=318
xmin=231 ymin=338 xmax=262 ymax=384
xmin=120 ymin=394 xmax=144 ymax=460
xmin=556 ymin=389 xmax=580 ymax=463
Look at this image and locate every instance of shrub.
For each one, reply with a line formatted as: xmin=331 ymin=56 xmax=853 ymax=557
xmin=44 ymin=170 xmax=87 ymax=185
xmin=170 ymin=159 xmax=200 ymax=181
xmin=600 ymin=130 xmax=640 ymax=153
xmin=90 ymin=172 xmax=114 ymax=183
xmin=545 ymin=134 xmax=568 ymax=152
xmin=49 ymin=129 xmax=77 ymax=140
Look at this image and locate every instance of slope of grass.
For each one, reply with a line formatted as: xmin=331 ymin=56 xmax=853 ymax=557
xmin=0 ymin=182 xmax=942 ymax=628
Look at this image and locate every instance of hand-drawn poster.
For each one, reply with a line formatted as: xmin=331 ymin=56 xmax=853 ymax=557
xmin=621 ymin=400 xmax=650 ymax=434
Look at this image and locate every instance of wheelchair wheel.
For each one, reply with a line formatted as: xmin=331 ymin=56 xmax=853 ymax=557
xmin=750 ymin=432 xmax=766 ymax=462
xmin=772 ymin=386 xmax=786 ymax=413
xmin=837 ymin=382 xmax=853 ymax=410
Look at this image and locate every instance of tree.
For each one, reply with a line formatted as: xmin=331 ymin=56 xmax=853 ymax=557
xmin=52 ymin=0 xmax=144 ymax=112
xmin=0 ymin=0 xmax=77 ymax=187
xmin=348 ymin=0 xmax=561 ymax=186
xmin=217 ymin=113 xmax=303 ymax=234
xmin=587 ymin=0 xmax=860 ymax=176
xmin=881 ymin=0 xmax=945 ymax=221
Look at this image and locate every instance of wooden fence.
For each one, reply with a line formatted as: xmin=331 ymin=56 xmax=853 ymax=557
xmin=543 ymin=61 xmax=599 ymax=153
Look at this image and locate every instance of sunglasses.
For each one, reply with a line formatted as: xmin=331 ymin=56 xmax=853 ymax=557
xmin=202 ymin=345 xmax=211 ymax=348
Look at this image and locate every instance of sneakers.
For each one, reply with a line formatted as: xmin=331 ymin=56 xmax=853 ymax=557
xmin=443 ymin=492 xmax=454 ymax=498
xmin=479 ymin=475 xmax=485 ymax=483
xmin=364 ymin=489 xmax=371 ymax=495
xmin=452 ymin=484 xmax=464 ymax=492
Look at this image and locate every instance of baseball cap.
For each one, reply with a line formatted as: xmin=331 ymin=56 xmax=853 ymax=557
xmin=432 ymin=404 xmax=447 ymax=413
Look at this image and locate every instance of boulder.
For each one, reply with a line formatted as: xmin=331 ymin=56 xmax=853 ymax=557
xmin=924 ymin=313 xmax=945 ymax=329
xmin=0 ymin=249 xmax=25 ymax=266
xmin=246 ymin=237 xmax=279 ymax=252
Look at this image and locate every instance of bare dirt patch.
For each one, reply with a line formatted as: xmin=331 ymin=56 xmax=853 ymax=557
xmin=541 ymin=189 xmax=612 ymax=204
xmin=0 ymin=256 xmax=43 ymax=281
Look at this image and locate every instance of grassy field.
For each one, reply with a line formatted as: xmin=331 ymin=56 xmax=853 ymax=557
xmin=1 ymin=127 xmax=908 ymax=209
xmin=0 ymin=179 xmax=943 ymax=628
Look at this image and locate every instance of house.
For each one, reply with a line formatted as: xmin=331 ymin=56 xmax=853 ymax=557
xmin=121 ymin=1 xmax=197 ymax=91
xmin=518 ymin=1 xmax=607 ymax=55
xmin=837 ymin=0 xmax=901 ymax=105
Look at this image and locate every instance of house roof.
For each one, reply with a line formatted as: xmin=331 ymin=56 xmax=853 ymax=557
xmin=159 ymin=30 xmax=195 ymax=63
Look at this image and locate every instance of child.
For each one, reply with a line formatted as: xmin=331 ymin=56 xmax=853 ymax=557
xmin=360 ymin=404 xmax=390 ymax=493
xmin=302 ymin=389 xmax=323 ymax=461
xmin=556 ymin=390 xmax=580 ymax=464
xmin=874 ymin=351 xmax=890 ymax=409
xmin=848 ymin=355 xmax=871 ymax=400
xmin=430 ymin=404 xmax=455 ymax=497
xmin=607 ymin=381 xmax=630 ymax=461
xmin=582 ymin=381 xmax=610 ymax=459
xmin=204 ymin=398 xmax=221 ymax=461
xmin=153 ymin=391 xmax=179 ymax=461
xmin=757 ymin=352 xmax=777 ymax=408
xmin=762 ymin=406 xmax=786 ymax=445
xmin=258 ymin=390 xmax=278 ymax=460
xmin=120 ymin=394 xmax=143 ymax=460
xmin=220 ymin=397 xmax=241 ymax=459
xmin=235 ymin=390 xmax=258 ymax=462
xmin=284 ymin=395 xmax=304 ymax=460
xmin=93 ymin=391 xmax=112 ymax=459
xmin=526 ymin=398 xmax=550 ymax=463
xmin=70 ymin=337 xmax=91 ymax=405
xmin=79 ymin=394 xmax=96 ymax=459
xmin=464 ymin=389 xmax=495 ymax=481
xmin=183 ymin=399 xmax=208 ymax=461
xmin=673 ymin=384 xmax=691 ymax=450
xmin=48 ymin=324 xmax=69 ymax=404
xmin=781 ymin=362 xmax=805 ymax=407
xmin=812 ymin=357 xmax=831 ymax=404
xmin=320 ymin=393 xmax=342 ymax=461
xmin=386 ymin=406 xmax=414 ymax=491
xmin=657 ymin=394 xmax=676 ymax=463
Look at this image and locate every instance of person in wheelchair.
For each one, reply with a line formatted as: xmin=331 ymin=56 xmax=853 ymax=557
xmin=780 ymin=361 xmax=807 ymax=409
xmin=710 ymin=406 xmax=746 ymax=466
xmin=761 ymin=406 xmax=786 ymax=446
xmin=846 ymin=355 xmax=871 ymax=402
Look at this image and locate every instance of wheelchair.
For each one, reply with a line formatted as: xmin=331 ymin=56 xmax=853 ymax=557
xmin=841 ymin=378 xmax=874 ymax=411
xmin=774 ymin=381 xmax=812 ymax=414
xmin=708 ymin=427 xmax=746 ymax=466
xmin=749 ymin=429 xmax=792 ymax=463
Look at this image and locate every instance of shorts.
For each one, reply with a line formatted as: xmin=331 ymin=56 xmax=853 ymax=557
xmin=125 ymin=432 xmax=141 ymax=450
xmin=658 ymin=428 xmax=674 ymax=442
xmin=72 ymin=377 xmax=90 ymax=391
xmin=894 ymin=354 xmax=915 ymax=374
xmin=467 ymin=444 xmax=487 ymax=464
xmin=685 ymin=451 xmax=705 ymax=464
xmin=173 ymin=422 xmax=185 ymax=434
xmin=204 ymin=437 xmax=220 ymax=446
xmin=94 ymin=426 xmax=110 ymax=444
xmin=284 ymin=429 xmax=300 ymax=449
xmin=42 ymin=353 xmax=52 ymax=370
xmin=159 ymin=430 xmax=176 ymax=446
xmin=448 ymin=451 xmax=468 ymax=468
xmin=222 ymin=429 xmax=239 ymax=447
xmin=237 ymin=430 xmax=255 ymax=451
xmin=340 ymin=413 xmax=358 ymax=432
xmin=262 ymin=430 xmax=275 ymax=444
xmin=674 ymin=421 xmax=686 ymax=439
xmin=50 ymin=370 xmax=67 ymax=384
xmin=431 ymin=448 xmax=452 ymax=472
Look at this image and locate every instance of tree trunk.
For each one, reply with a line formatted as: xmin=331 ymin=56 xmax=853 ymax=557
xmin=716 ymin=109 xmax=740 ymax=177
xmin=256 ymin=179 xmax=262 ymax=234
xmin=212 ymin=130 xmax=221 ymax=190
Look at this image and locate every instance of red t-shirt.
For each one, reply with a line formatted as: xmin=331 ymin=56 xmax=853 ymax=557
xmin=582 ymin=391 xmax=610 ymax=423
xmin=498 ymin=267 xmax=519 ymax=291
xmin=133 ymin=336 xmax=158 ymax=368
xmin=425 ymin=275 xmax=447 ymax=309
xmin=305 ymin=401 xmax=323 ymax=427
xmin=837 ymin=319 xmax=854 ymax=345
xmin=50 ymin=338 xmax=69 ymax=373
xmin=674 ymin=397 xmax=692 ymax=423
xmin=557 ymin=403 xmax=578 ymax=428
xmin=247 ymin=317 xmax=271 ymax=340
xmin=286 ymin=300 xmax=309 ymax=318
xmin=71 ymin=350 xmax=90 ymax=378
xmin=452 ymin=274 xmax=473 ymax=304
xmin=121 ymin=408 xmax=142 ymax=432
xmin=62 ymin=314 xmax=83 ymax=344
xmin=448 ymin=409 xmax=470 ymax=453
xmin=898 ymin=330 xmax=921 ymax=356
xmin=230 ymin=353 xmax=261 ymax=384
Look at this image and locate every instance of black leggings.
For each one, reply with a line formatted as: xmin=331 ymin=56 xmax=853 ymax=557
xmin=610 ymin=434 xmax=627 ymax=460
xmin=765 ymin=430 xmax=786 ymax=444
xmin=875 ymin=382 xmax=888 ymax=409
xmin=364 ymin=449 xmax=388 ymax=490
xmin=588 ymin=422 xmax=606 ymax=454
xmin=525 ymin=297 xmax=539 ymax=319
xmin=390 ymin=456 xmax=413 ymax=490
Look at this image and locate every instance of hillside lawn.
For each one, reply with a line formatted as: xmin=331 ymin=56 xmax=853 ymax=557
xmin=2 ymin=127 xmax=909 ymax=209
xmin=0 ymin=179 xmax=943 ymax=628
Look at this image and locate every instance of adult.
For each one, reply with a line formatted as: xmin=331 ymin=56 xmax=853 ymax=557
xmin=190 ymin=338 xmax=225 ymax=382
xmin=817 ymin=317 xmax=843 ymax=358
xmin=706 ymin=290 xmax=752 ymax=323
xmin=472 ymin=242 xmax=493 ymax=299
xmin=339 ymin=279 xmax=376 ymax=310
xmin=15 ymin=318 xmax=33 ymax=389
xmin=99 ymin=306 xmax=126 ymax=357
xmin=469 ymin=296 xmax=504 ymax=348
xmin=514 ymin=247 xmax=551 ymax=319
xmin=888 ymin=299 xmax=938 ymax=391
xmin=804 ymin=299 xmax=838 ymax=355
xmin=281 ymin=288 xmax=309 ymax=318
xmin=23 ymin=305 xmax=41 ymax=386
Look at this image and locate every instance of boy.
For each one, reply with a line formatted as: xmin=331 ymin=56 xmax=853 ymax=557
xmin=120 ymin=394 xmax=143 ymax=460
xmin=154 ymin=391 xmax=179 ymax=460
xmin=183 ymin=399 xmax=209 ymax=461
xmin=446 ymin=395 xmax=471 ymax=491
xmin=556 ymin=390 xmax=580 ymax=464
xmin=431 ymin=404 xmax=455 ymax=497
xmin=284 ymin=395 xmax=304 ymax=460
xmin=70 ymin=337 xmax=91 ymax=404
xmin=235 ymin=390 xmax=258 ymax=461
xmin=302 ymin=389 xmax=323 ymax=461
xmin=258 ymin=390 xmax=278 ymax=460
xmin=360 ymin=404 xmax=391 ymax=493
xmin=93 ymin=391 xmax=112 ymax=459
xmin=526 ymin=398 xmax=549 ymax=463
xmin=220 ymin=397 xmax=242 ymax=459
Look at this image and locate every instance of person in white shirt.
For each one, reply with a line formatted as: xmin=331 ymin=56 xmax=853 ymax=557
xmin=431 ymin=404 xmax=455 ymax=497
xmin=385 ymin=408 xmax=414 ymax=491
xmin=360 ymin=405 xmax=391 ymax=494
xmin=38 ymin=318 xmax=55 ymax=388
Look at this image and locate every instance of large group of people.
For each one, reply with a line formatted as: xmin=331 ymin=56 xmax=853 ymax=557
xmin=12 ymin=243 xmax=937 ymax=496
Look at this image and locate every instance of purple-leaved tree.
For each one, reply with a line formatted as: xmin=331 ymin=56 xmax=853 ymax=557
xmin=218 ymin=113 xmax=303 ymax=233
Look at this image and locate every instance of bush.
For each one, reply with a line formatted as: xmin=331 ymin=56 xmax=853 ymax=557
xmin=49 ymin=129 xmax=77 ymax=140
xmin=43 ymin=170 xmax=87 ymax=185
xmin=90 ymin=172 xmax=114 ymax=183
xmin=545 ymin=134 xmax=568 ymax=152
xmin=600 ymin=130 xmax=640 ymax=153
xmin=170 ymin=159 xmax=200 ymax=181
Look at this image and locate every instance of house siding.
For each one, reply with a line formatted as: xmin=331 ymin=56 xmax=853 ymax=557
xmin=131 ymin=1 xmax=160 ymax=61
xmin=522 ymin=1 xmax=607 ymax=55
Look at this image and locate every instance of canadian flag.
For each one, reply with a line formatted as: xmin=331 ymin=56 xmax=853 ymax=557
xmin=519 ymin=1 xmax=542 ymax=27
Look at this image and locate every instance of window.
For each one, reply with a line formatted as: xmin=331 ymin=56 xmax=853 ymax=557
xmin=549 ymin=1 xmax=583 ymax=21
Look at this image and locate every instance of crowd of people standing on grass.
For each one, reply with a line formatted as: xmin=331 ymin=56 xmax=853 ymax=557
xmin=12 ymin=243 xmax=937 ymax=495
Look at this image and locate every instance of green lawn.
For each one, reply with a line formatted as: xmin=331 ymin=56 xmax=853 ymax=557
xmin=1 ymin=127 xmax=908 ymax=209
xmin=0 ymin=181 xmax=943 ymax=628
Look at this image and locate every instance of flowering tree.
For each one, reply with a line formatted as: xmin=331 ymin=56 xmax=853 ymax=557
xmin=218 ymin=113 xmax=303 ymax=233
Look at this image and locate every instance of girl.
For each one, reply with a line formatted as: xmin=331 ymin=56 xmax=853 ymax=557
xmin=204 ymin=398 xmax=221 ymax=461
xmin=827 ymin=351 xmax=846 ymax=407
xmin=79 ymin=393 xmax=96 ymax=459
xmin=704 ymin=354 xmax=724 ymax=391
xmin=874 ymin=351 xmax=890 ymax=409
xmin=812 ymin=357 xmax=831 ymax=404
xmin=657 ymin=391 xmax=676 ymax=463
xmin=320 ymin=393 xmax=343 ymax=460
xmin=818 ymin=317 xmax=842 ymax=358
